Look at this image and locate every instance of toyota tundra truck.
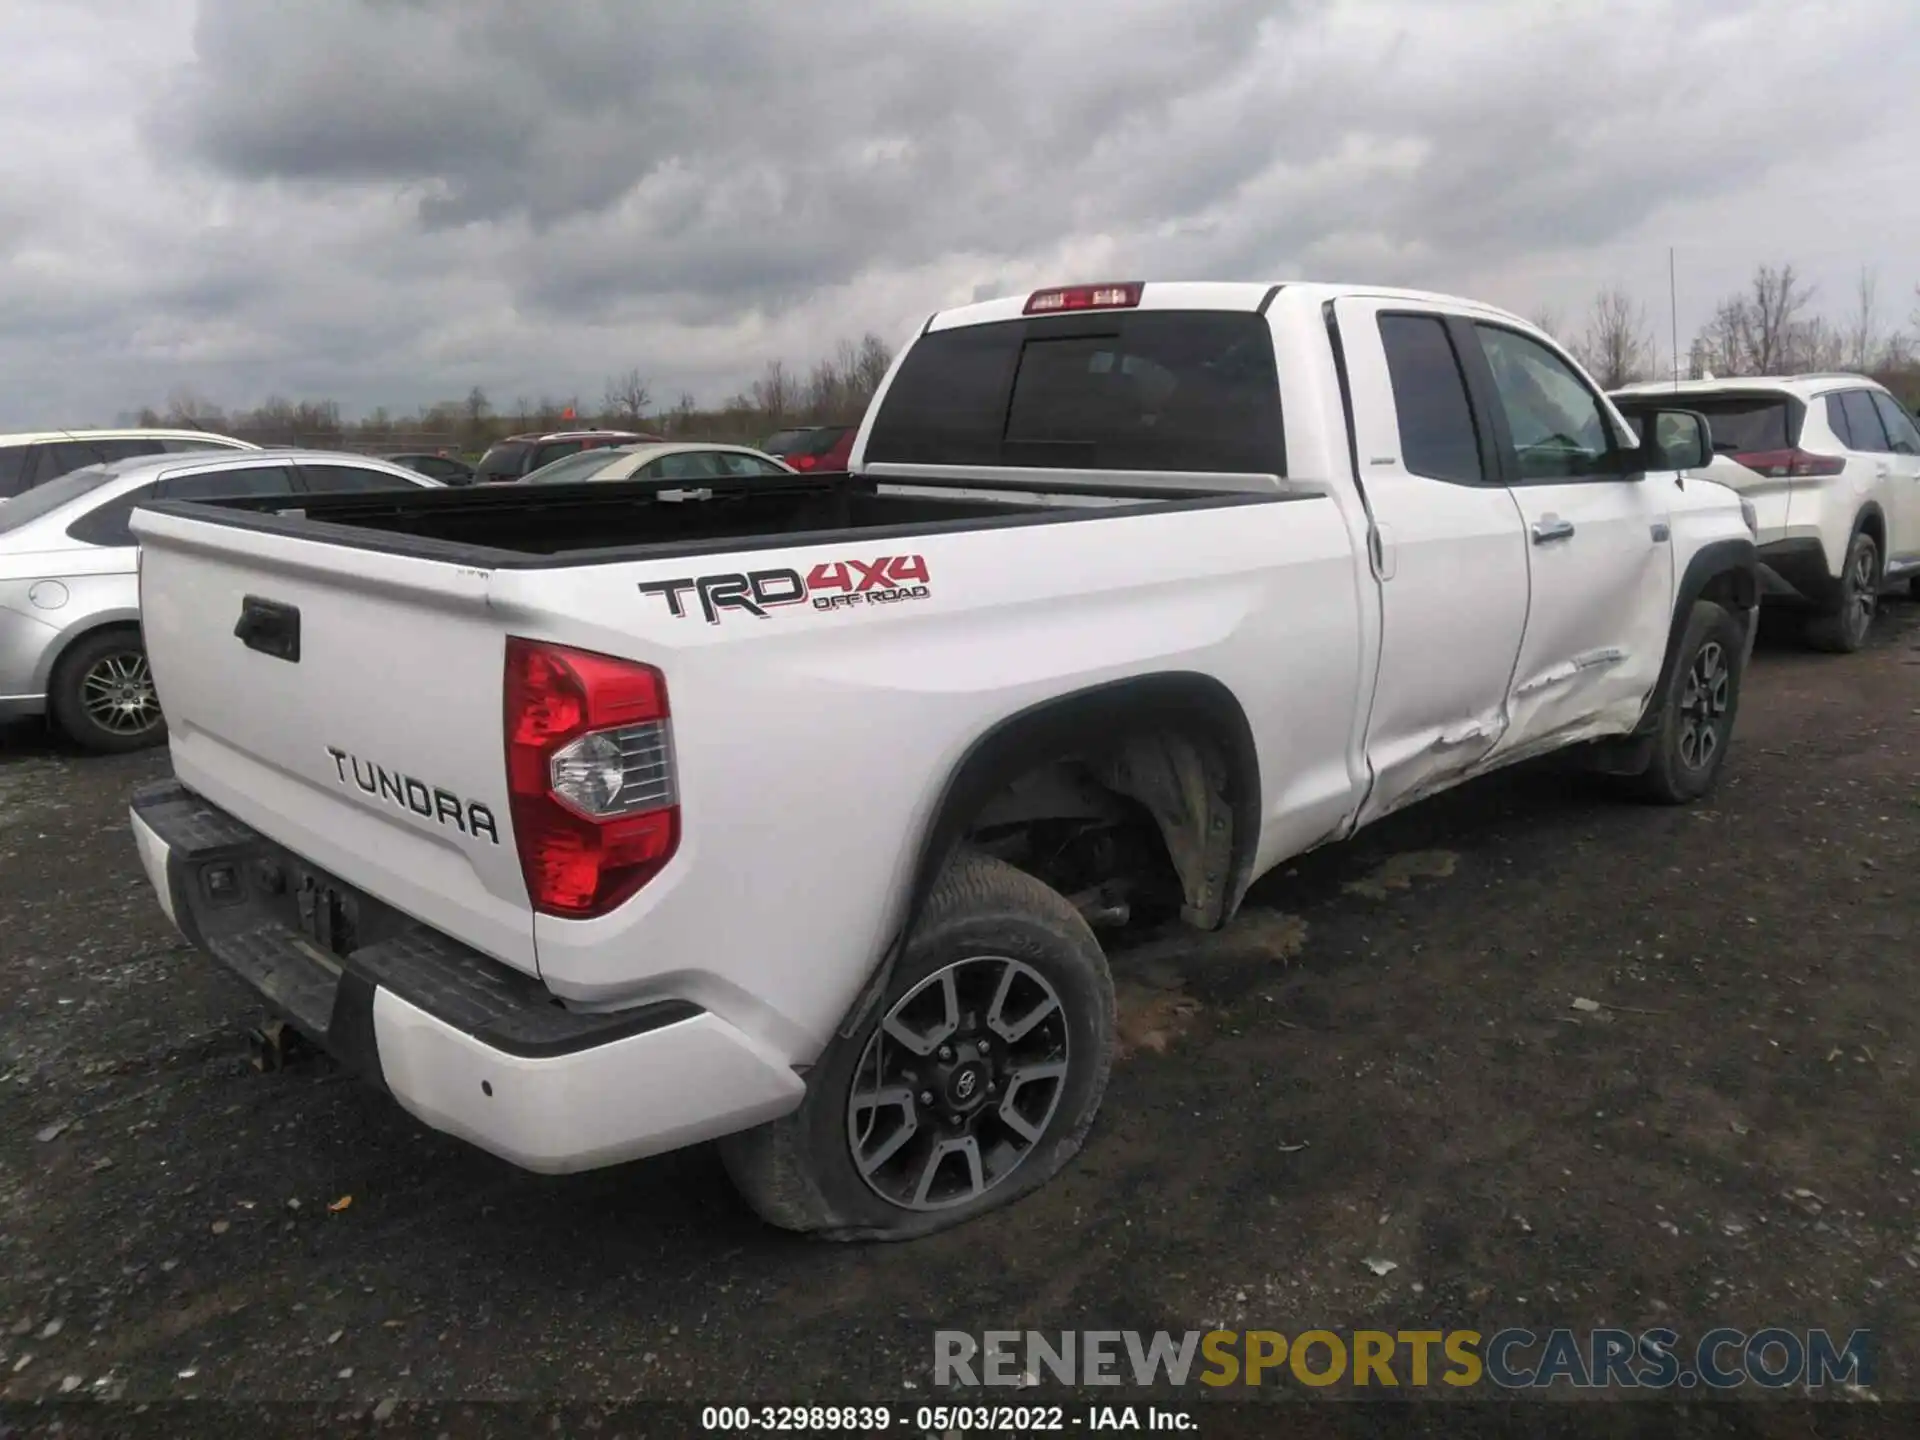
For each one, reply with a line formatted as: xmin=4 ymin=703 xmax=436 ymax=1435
xmin=126 ymin=281 xmax=1759 ymax=1240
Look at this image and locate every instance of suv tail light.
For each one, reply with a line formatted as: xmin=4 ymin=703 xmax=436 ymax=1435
xmin=1734 ymin=448 xmax=1846 ymax=479
xmin=789 ymin=453 xmax=819 ymax=470
xmin=1024 ymin=282 xmax=1143 ymax=314
xmin=504 ymin=638 xmax=679 ymax=917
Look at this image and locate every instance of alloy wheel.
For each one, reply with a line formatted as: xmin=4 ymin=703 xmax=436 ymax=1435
xmin=1845 ymin=542 xmax=1877 ymax=646
xmin=1677 ymin=640 xmax=1730 ymax=771
xmin=846 ymin=955 xmax=1070 ymax=1211
xmin=80 ymin=650 xmax=161 ymax=736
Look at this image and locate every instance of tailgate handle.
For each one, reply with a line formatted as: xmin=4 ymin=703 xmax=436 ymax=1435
xmin=234 ymin=595 xmax=301 ymax=663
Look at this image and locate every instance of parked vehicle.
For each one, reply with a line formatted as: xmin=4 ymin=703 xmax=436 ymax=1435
xmin=471 ymin=430 xmax=661 ymax=484
xmin=0 ymin=429 xmax=257 ymax=502
xmin=1613 ymin=375 xmax=1920 ymax=650
xmin=125 ymin=281 xmax=1757 ymax=1238
xmin=386 ymin=452 xmax=477 ymax=485
xmin=523 ymin=443 xmax=796 ymax=484
xmin=763 ymin=424 xmax=855 ymax=472
xmin=0 ymin=450 xmax=437 ymax=752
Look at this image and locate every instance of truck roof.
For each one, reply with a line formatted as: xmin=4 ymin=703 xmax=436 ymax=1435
xmin=925 ymin=280 xmax=1537 ymax=334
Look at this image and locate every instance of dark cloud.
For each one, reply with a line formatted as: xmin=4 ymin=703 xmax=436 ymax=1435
xmin=0 ymin=0 xmax=1916 ymax=426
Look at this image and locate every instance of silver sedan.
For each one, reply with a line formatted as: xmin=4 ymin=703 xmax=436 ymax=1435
xmin=520 ymin=442 xmax=797 ymax=484
xmin=0 ymin=449 xmax=437 ymax=753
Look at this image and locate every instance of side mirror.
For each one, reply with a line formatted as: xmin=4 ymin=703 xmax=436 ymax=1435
xmin=1627 ymin=408 xmax=1714 ymax=472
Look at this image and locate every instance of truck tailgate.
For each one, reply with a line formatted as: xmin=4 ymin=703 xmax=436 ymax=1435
xmin=133 ymin=509 xmax=536 ymax=975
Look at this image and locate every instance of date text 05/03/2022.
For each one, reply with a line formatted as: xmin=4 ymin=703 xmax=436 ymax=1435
xmin=699 ymin=1403 xmax=1192 ymax=1432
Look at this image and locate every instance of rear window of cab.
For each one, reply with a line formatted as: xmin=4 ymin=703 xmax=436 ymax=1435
xmin=864 ymin=311 xmax=1285 ymax=475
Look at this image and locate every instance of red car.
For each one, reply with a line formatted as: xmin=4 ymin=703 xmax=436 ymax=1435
xmin=472 ymin=429 xmax=662 ymax=484
xmin=761 ymin=424 xmax=855 ymax=472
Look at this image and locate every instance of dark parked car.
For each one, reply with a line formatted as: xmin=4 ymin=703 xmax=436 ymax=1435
xmin=761 ymin=424 xmax=855 ymax=472
xmin=471 ymin=429 xmax=662 ymax=484
xmin=386 ymin=452 xmax=476 ymax=485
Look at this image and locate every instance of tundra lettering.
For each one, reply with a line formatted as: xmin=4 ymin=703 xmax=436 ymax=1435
xmin=324 ymin=745 xmax=499 ymax=844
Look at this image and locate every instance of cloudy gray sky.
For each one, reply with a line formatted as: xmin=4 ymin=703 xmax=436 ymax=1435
xmin=3 ymin=0 xmax=1917 ymax=428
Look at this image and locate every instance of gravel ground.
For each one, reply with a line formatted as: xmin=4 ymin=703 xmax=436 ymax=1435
xmin=2 ymin=599 xmax=1917 ymax=1413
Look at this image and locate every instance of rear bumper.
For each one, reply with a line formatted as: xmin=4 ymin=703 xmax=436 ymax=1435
xmin=128 ymin=779 xmax=805 ymax=1173
xmin=1756 ymin=538 xmax=1840 ymax=607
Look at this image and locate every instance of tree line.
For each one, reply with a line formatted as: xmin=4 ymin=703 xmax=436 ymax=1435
xmin=133 ymin=332 xmax=897 ymax=455
xmin=1530 ymin=265 xmax=1920 ymax=404
xmin=124 ymin=266 xmax=1920 ymax=454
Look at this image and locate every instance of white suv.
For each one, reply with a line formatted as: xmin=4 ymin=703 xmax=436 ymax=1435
xmin=1614 ymin=375 xmax=1920 ymax=651
xmin=0 ymin=428 xmax=258 ymax=502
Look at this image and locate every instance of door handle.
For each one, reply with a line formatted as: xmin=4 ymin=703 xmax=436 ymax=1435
xmin=234 ymin=595 xmax=301 ymax=663
xmin=1531 ymin=517 xmax=1575 ymax=545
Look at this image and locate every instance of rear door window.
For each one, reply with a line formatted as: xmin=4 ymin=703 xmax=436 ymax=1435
xmin=92 ymin=437 xmax=167 ymax=463
xmin=1825 ymin=394 xmax=1854 ymax=447
xmin=473 ymin=443 xmax=532 ymax=482
xmin=4 ymin=466 xmax=119 ymax=533
xmin=298 ymin=463 xmax=415 ymax=493
xmin=716 ymin=452 xmax=789 ymax=476
xmin=531 ymin=440 xmax=586 ymax=469
xmin=1675 ymin=395 xmax=1795 ymax=457
xmin=1377 ymin=313 xmax=1484 ymax=484
xmin=0 ymin=445 xmax=27 ymax=499
xmin=64 ymin=480 xmax=156 ymax=547
xmin=157 ymin=465 xmax=298 ymax=500
xmin=33 ymin=441 xmax=108 ymax=487
xmin=1870 ymin=392 xmax=1920 ymax=455
xmin=646 ymin=451 xmax=729 ymax=481
xmin=866 ymin=311 xmax=1284 ymax=473
xmin=1838 ymin=390 xmax=1890 ymax=453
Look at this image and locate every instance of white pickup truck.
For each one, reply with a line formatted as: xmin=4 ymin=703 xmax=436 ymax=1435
xmin=127 ymin=281 xmax=1759 ymax=1239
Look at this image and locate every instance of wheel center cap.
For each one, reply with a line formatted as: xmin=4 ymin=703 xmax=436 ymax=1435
xmin=945 ymin=1058 xmax=990 ymax=1112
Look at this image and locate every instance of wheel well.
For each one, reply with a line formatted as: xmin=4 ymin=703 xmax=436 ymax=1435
xmin=1697 ymin=565 xmax=1757 ymax=614
xmin=836 ymin=673 xmax=1260 ymax=1040
xmin=46 ymin=619 xmax=142 ymax=686
xmin=1855 ymin=505 xmax=1887 ymax=560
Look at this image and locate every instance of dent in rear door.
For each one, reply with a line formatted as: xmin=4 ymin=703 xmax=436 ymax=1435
xmin=1330 ymin=299 xmax=1531 ymax=826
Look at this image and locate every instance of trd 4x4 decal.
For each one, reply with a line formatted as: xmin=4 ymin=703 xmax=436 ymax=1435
xmin=639 ymin=555 xmax=932 ymax=624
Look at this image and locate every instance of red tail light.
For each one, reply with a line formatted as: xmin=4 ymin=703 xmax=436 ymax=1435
xmin=1734 ymin=449 xmax=1846 ymax=479
xmin=504 ymin=638 xmax=679 ymax=918
xmin=1024 ymin=282 xmax=1143 ymax=315
xmin=790 ymin=454 xmax=818 ymax=470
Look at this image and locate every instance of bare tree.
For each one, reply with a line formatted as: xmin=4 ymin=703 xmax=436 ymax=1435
xmin=851 ymin=333 xmax=893 ymax=398
xmin=1790 ymin=315 xmax=1846 ymax=374
xmin=1689 ymin=297 xmax=1747 ymax=377
xmin=750 ymin=360 xmax=797 ymax=428
xmin=164 ymin=385 xmax=225 ymax=429
xmin=665 ymin=391 xmax=698 ymax=437
xmin=1846 ymin=268 xmax=1880 ymax=374
xmin=1574 ymin=287 xmax=1654 ymax=389
xmin=1735 ymin=263 xmax=1814 ymax=375
xmin=601 ymin=368 xmax=652 ymax=428
xmin=463 ymin=384 xmax=491 ymax=426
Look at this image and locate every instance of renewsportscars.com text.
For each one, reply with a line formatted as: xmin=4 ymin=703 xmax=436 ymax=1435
xmin=934 ymin=1327 xmax=1874 ymax=1391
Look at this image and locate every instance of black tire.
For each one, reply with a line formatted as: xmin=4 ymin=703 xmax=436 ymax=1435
xmin=719 ymin=851 xmax=1115 ymax=1241
xmin=1630 ymin=600 xmax=1745 ymax=804
xmin=48 ymin=627 xmax=167 ymax=754
xmin=1802 ymin=529 xmax=1879 ymax=653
